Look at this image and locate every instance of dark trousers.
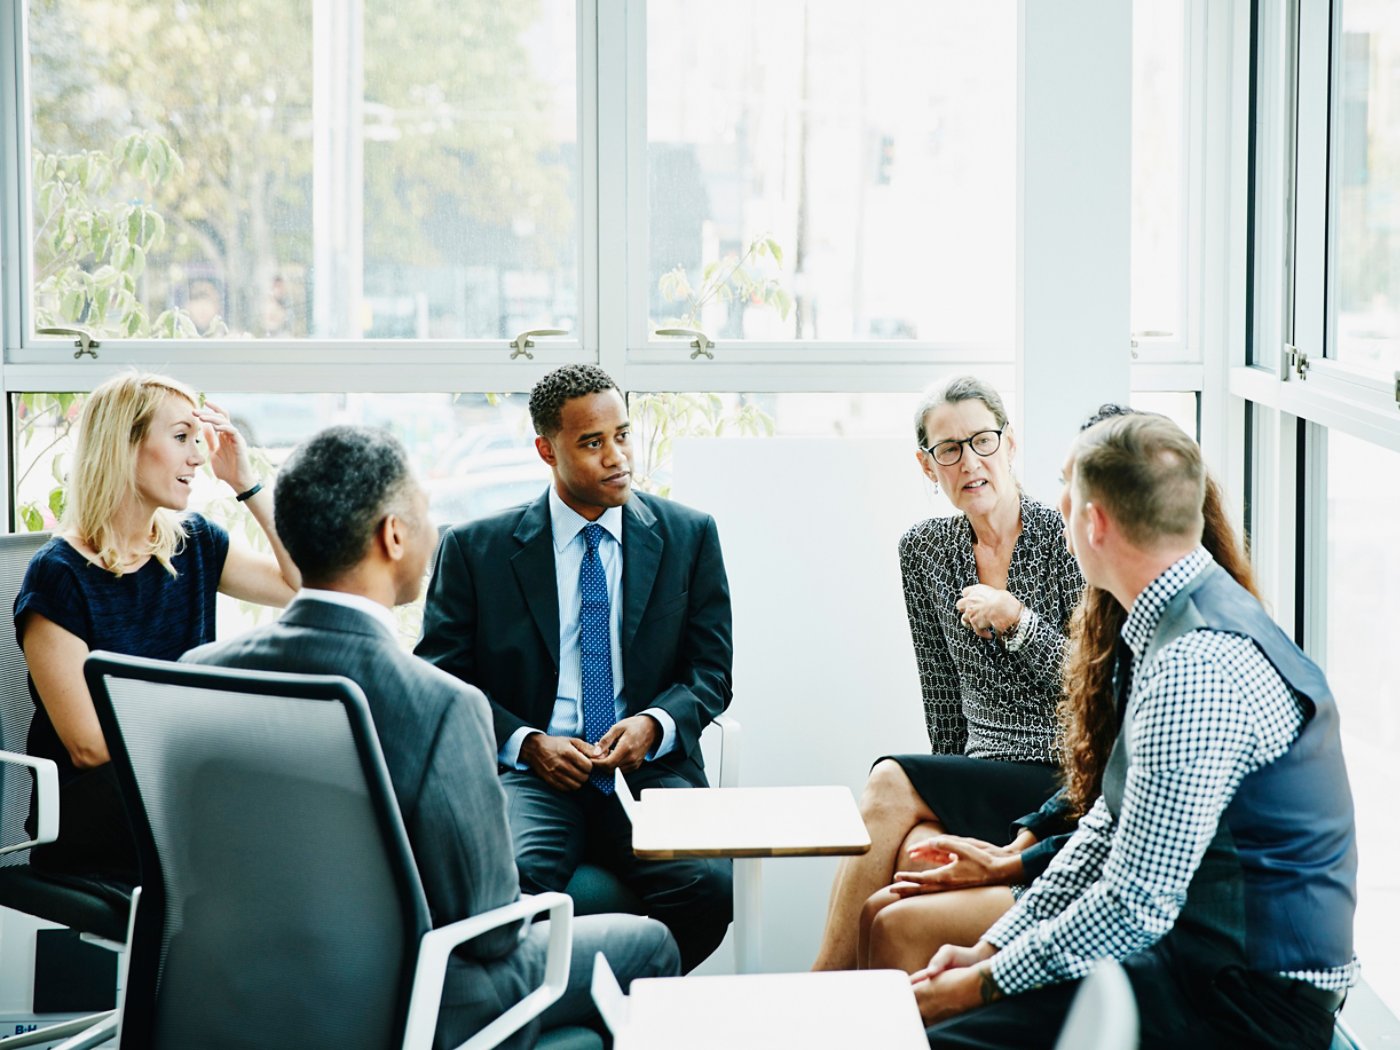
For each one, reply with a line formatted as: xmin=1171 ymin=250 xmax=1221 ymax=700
xmin=501 ymin=765 xmax=733 ymax=973
xmin=30 ymin=764 xmax=138 ymax=884
xmin=928 ymin=938 xmax=1341 ymax=1050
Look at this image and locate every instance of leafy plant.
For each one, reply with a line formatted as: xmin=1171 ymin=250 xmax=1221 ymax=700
xmin=635 ymin=235 xmax=789 ymax=496
xmin=33 ymin=131 xmax=208 ymax=339
xmin=657 ymin=234 xmax=792 ymax=333
xmin=628 ymin=392 xmax=773 ymax=497
xmin=16 ymin=132 xmax=207 ymax=532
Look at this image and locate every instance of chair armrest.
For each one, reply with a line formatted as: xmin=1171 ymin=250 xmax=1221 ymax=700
xmin=709 ymin=714 xmax=741 ymax=788
xmin=402 ymin=891 xmax=573 ymax=1050
xmin=0 ymin=750 xmax=58 ymax=855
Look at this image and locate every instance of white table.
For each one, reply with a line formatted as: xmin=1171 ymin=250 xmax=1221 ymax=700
xmin=616 ymin=773 xmax=870 ymax=972
xmin=600 ymin=963 xmax=928 ymax=1050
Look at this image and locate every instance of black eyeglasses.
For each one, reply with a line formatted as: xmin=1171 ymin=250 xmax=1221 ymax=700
xmin=921 ymin=429 xmax=1004 ymax=466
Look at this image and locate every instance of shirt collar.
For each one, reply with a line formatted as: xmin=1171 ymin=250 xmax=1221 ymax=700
xmin=295 ymin=587 xmax=399 ymax=638
xmin=1121 ymin=546 xmax=1213 ymax=658
xmin=548 ymin=485 xmax=624 ymax=554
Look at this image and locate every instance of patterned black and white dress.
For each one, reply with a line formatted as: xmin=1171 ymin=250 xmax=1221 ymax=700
xmin=881 ymin=494 xmax=1085 ymax=843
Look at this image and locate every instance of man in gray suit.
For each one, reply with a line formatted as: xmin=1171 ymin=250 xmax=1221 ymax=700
xmin=185 ymin=425 xmax=678 ymax=1049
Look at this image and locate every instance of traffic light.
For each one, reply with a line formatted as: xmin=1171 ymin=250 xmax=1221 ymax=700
xmin=876 ymin=135 xmax=894 ymax=185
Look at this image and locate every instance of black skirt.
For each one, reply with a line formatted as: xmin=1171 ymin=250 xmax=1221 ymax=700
xmin=877 ymin=754 xmax=1060 ymax=846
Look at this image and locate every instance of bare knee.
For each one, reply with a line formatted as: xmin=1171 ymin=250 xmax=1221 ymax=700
xmin=859 ymin=887 xmax=899 ymax=943
xmin=859 ymin=760 xmax=923 ymax=827
xmin=867 ymin=901 xmax=921 ymax=971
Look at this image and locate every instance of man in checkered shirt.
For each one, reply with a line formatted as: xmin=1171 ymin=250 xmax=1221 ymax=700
xmin=917 ymin=414 xmax=1357 ymax=1049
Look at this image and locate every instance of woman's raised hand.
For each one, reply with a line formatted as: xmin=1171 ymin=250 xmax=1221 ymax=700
xmin=194 ymin=399 xmax=258 ymax=495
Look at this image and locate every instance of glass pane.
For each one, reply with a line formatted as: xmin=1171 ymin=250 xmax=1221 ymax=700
xmin=1333 ymin=1 xmax=1400 ymax=372
xmin=1131 ymin=0 xmax=1185 ymax=341
xmin=27 ymin=1 xmax=577 ymax=341
xmin=646 ymin=1 xmax=1015 ymax=345
xmin=1325 ymin=431 xmax=1400 ymax=1012
xmin=12 ymin=390 xmax=542 ymax=645
xmin=627 ymin=386 xmax=1019 ymax=498
xmin=1128 ymin=391 xmax=1198 ymax=441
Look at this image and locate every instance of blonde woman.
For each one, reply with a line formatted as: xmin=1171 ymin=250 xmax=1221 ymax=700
xmin=14 ymin=372 xmax=299 ymax=881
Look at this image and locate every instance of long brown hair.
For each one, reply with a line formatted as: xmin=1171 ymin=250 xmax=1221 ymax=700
xmin=1057 ymin=475 xmax=1260 ymax=817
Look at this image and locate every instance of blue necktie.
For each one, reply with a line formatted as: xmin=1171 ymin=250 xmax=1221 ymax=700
xmin=579 ymin=523 xmax=616 ymax=794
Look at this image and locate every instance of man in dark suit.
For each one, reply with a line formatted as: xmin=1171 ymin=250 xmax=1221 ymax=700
xmin=184 ymin=426 xmax=678 ymax=1049
xmin=417 ymin=364 xmax=734 ymax=971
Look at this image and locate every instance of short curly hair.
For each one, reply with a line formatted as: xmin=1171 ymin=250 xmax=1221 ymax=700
xmin=528 ymin=364 xmax=619 ymax=436
xmin=274 ymin=425 xmax=418 ymax=587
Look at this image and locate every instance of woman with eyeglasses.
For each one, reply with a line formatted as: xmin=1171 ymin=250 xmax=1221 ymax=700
xmin=811 ymin=375 xmax=1084 ymax=971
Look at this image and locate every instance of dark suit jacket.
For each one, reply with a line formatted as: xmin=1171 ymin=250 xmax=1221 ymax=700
xmin=183 ymin=599 xmax=548 ymax=1043
xmin=416 ymin=490 xmax=733 ymax=786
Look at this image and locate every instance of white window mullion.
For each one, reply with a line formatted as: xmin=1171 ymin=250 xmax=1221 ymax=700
xmin=616 ymin=0 xmax=647 ymax=377
xmin=1 ymin=2 xmax=25 ymax=356
xmin=1292 ymin=0 xmax=1332 ymax=368
xmin=579 ymin=0 xmax=601 ymax=364
xmin=1250 ymin=0 xmax=1298 ymax=377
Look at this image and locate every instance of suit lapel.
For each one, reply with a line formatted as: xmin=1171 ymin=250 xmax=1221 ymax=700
xmin=511 ymin=493 xmax=562 ymax=667
xmin=622 ymin=495 xmax=661 ymax=654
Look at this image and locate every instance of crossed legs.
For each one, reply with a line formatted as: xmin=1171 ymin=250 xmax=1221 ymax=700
xmin=811 ymin=759 xmax=943 ymax=970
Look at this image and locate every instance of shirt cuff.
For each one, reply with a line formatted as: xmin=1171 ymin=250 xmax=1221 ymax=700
xmin=640 ymin=708 xmax=677 ymax=759
xmin=1017 ymin=836 xmax=1066 ymax=883
xmin=988 ymin=932 xmax=1049 ymax=997
xmin=500 ymin=726 xmax=540 ymax=770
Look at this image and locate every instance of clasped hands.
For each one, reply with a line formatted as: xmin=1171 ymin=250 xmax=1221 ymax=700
xmin=520 ymin=714 xmax=660 ymax=791
xmin=955 ymin=585 xmax=1022 ymax=641
xmin=910 ymin=940 xmax=1002 ymax=1024
xmin=889 ymin=832 xmax=1028 ymax=897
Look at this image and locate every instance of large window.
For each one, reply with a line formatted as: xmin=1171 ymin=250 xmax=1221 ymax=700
xmin=644 ymin=1 xmax=1015 ymax=348
xmin=1130 ymin=0 xmax=1186 ymax=348
xmin=1332 ymin=0 xmax=1400 ymax=374
xmin=28 ymin=0 xmax=579 ymax=343
xmin=1325 ymin=431 xmax=1400 ymax=1012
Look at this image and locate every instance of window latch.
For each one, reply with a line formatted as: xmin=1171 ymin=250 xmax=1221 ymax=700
xmin=508 ymin=328 xmax=567 ymax=361
xmin=655 ymin=327 xmax=716 ymax=360
xmin=1284 ymin=343 xmax=1309 ymax=380
xmin=37 ymin=327 xmax=99 ymax=359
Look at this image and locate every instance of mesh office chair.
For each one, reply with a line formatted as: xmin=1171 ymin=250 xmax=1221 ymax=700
xmin=0 ymin=531 xmax=131 ymax=1049
xmin=86 ymin=652 xmax=581 ymax=1050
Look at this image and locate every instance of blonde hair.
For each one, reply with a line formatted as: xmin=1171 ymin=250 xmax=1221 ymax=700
xmin=62 ymin=372 xmax=199 ymax=576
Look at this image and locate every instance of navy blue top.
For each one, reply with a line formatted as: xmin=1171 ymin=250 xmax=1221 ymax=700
xmin=15 ymin=514 xmax=230 ymax=783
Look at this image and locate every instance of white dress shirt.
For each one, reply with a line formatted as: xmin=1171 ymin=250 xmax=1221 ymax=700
xmin=500 ymin=486 xmax=677 ymax=768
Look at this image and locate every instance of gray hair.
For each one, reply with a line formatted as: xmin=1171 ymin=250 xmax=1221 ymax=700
xmin=274 ymin=425 xmax=419 ymax=587
xmin=913 ymin=375 xmax=1011 ymax=448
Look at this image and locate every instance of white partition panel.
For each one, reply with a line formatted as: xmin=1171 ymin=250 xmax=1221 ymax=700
xmin=674 ymin=437 xmax=940 ymax=974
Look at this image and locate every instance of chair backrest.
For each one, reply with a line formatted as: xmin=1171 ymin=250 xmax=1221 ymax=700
xmin=0 ymin=531 xmax=50 ymax=861
xmin=1053 ymin=959 xmax=1139 ymax=1050
xmin=85 ymin=652 xmax=432 ymax=1050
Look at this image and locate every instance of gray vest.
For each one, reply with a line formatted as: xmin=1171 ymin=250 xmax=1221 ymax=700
xmin=1102 ymin=564 xmax=1356 ymax=973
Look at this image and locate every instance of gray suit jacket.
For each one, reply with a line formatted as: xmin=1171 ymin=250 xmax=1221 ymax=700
xmin=184 ymin=598 xmax=546 ymax=1043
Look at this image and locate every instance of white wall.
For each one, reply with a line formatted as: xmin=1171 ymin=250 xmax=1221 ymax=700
xmin=675 ymin=436 xmax=938 ymax=974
